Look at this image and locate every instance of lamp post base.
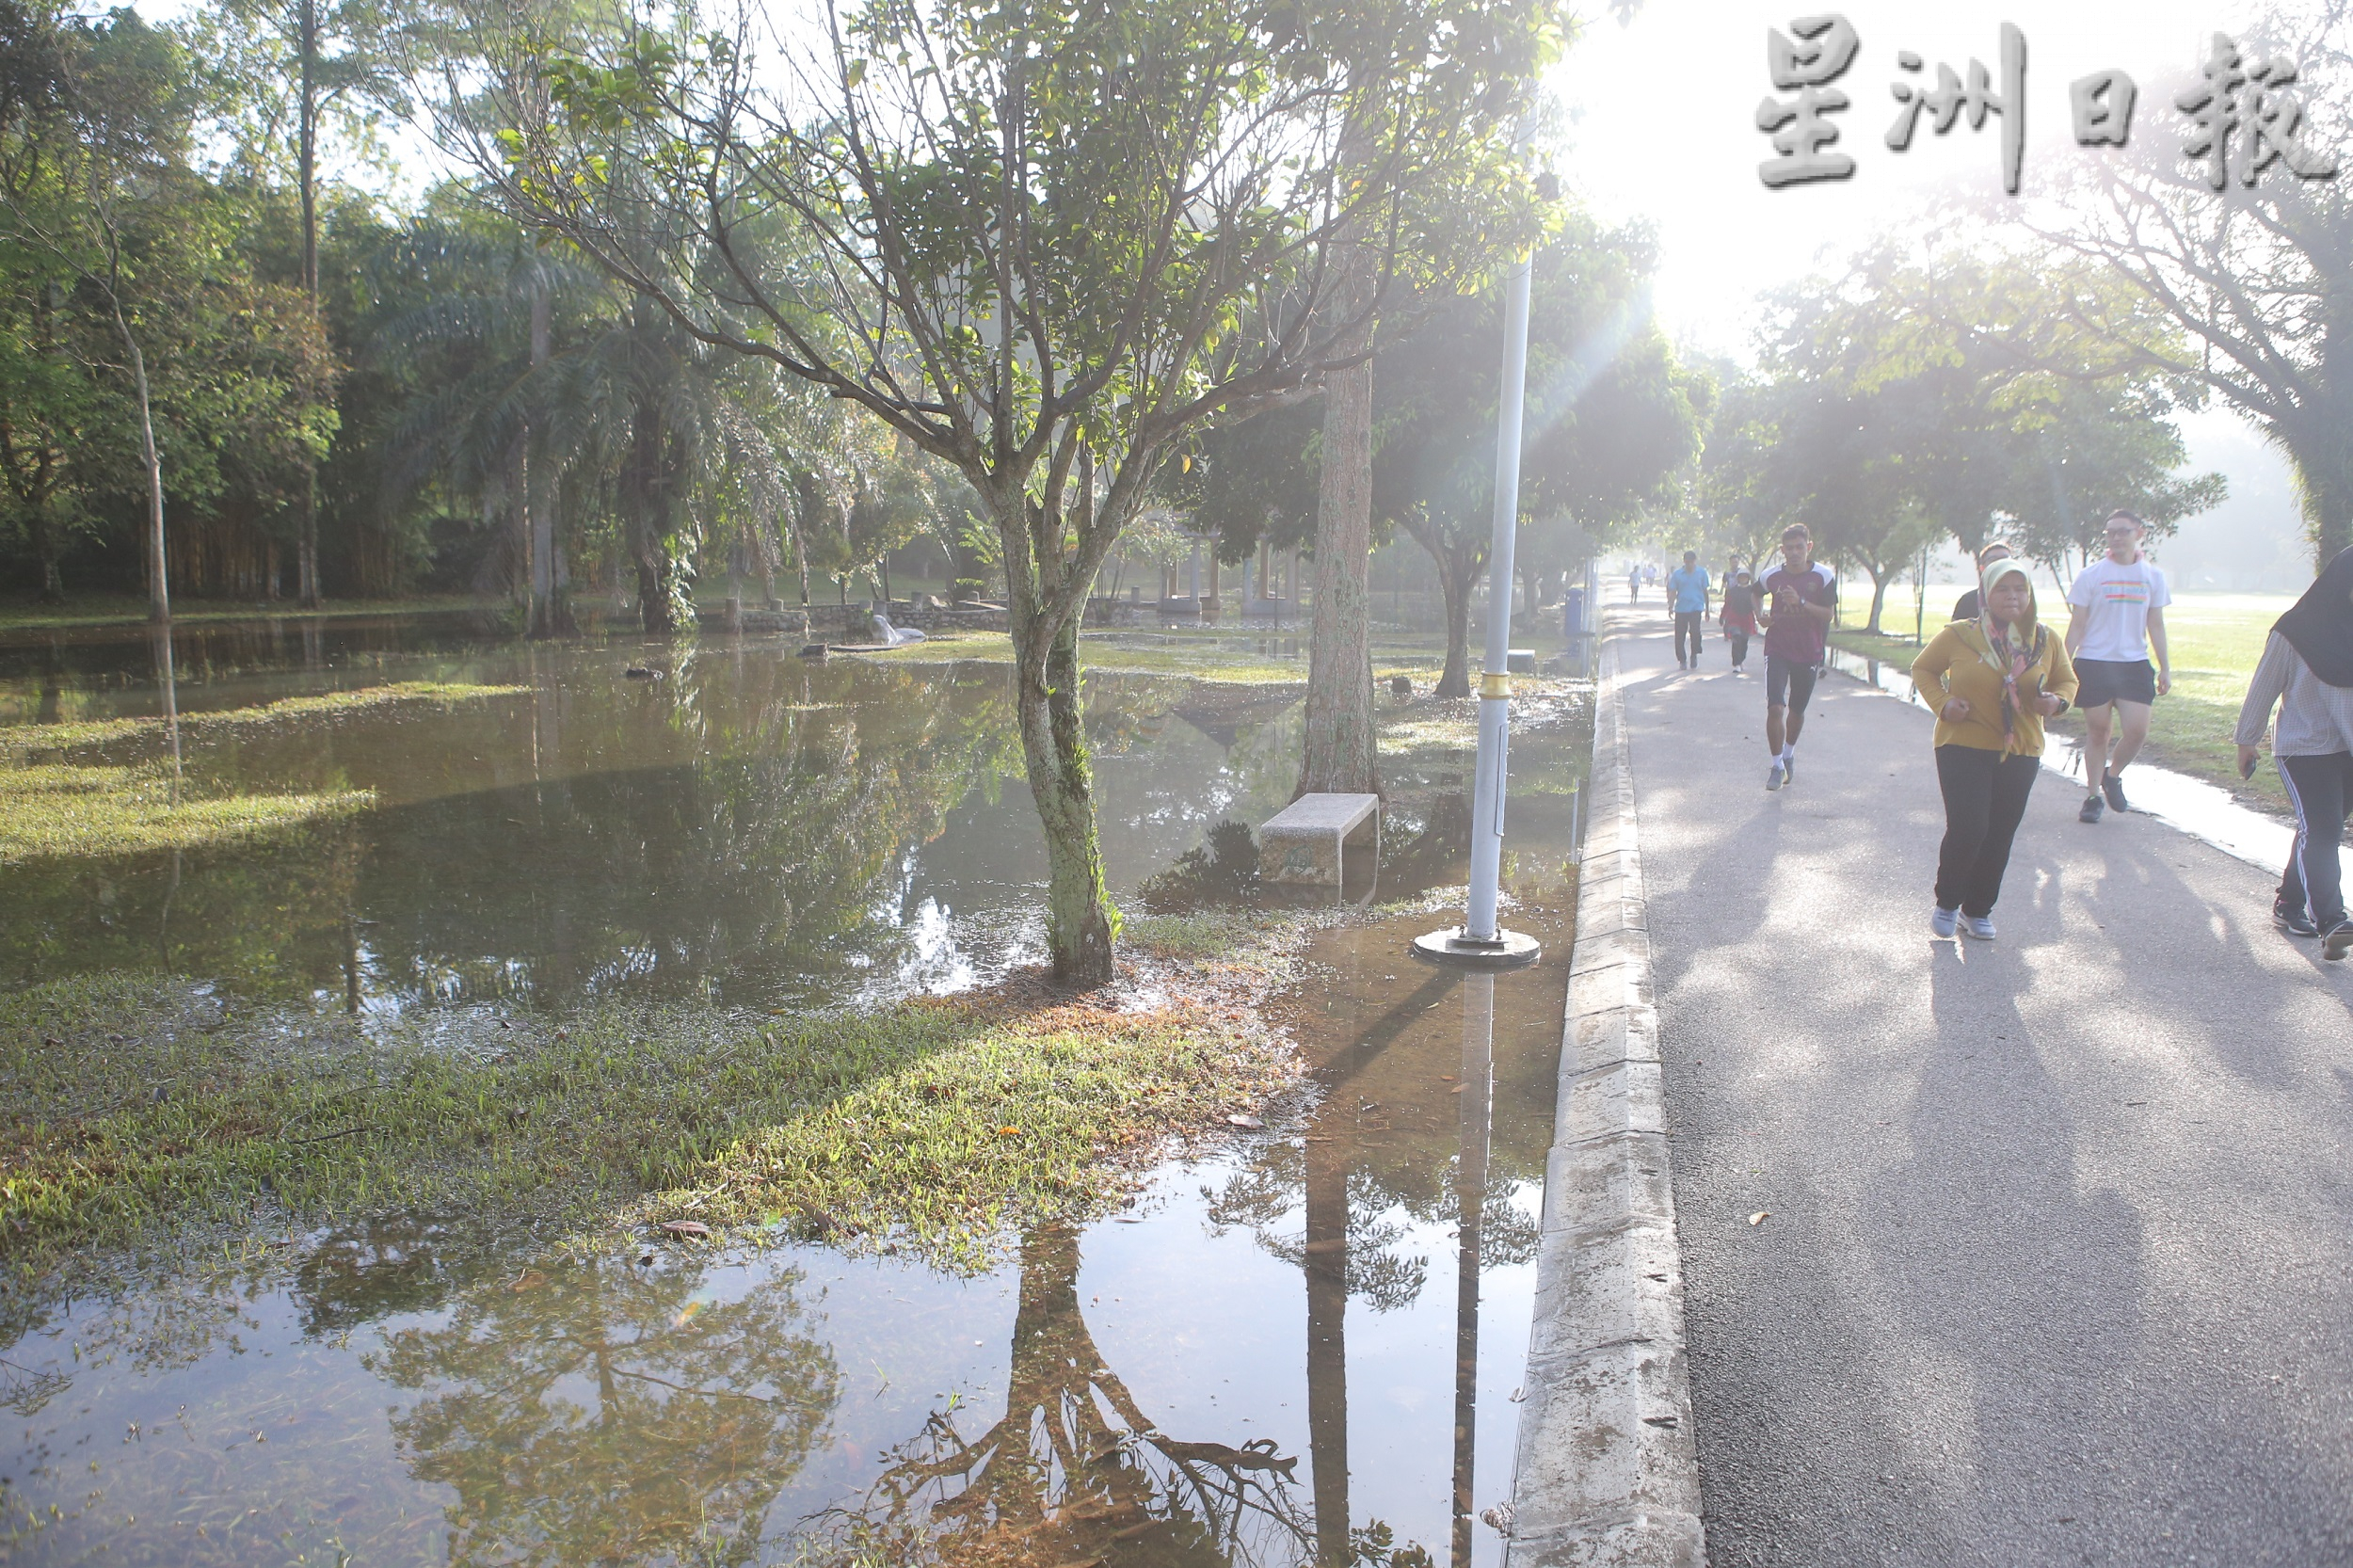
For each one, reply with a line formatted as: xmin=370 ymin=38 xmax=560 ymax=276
xmin=1411 ymin=926 xmax=1541 ymax=969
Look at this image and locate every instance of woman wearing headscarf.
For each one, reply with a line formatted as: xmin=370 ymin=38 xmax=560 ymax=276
xmin=1912 ymin=559 xmax=2078 ymax=940
xmin=2235 ymin=546 xmax=2353 ymax=959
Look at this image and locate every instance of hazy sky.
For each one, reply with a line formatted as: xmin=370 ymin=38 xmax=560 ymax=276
xmin=1545 ymin=0 xmax=2278 ymax=360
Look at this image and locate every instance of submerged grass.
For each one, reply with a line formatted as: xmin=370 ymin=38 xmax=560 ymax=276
xmin=3 ymin=929 xmax=1303 ymax=1284
xmin=0 ymin=679 xmax=530 ymax=763
xmin=0 ymin=766 xmax=373 ymax=862
xmin=0 ymin=680 xmax=528 ymax=863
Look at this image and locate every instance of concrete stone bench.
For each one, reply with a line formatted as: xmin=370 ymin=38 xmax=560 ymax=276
xmin=1258 ymin=792 xmax=1381 ymax=888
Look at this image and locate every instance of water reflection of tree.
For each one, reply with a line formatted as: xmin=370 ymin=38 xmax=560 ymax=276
xmin=355 ymin=659 xmax=1029 ymax=1008
xmin=812 ymin=1223 xmax=1328 ymax=1568
xmin=1193 ymin=956 xmax=1557 ymax=1568
xmin=369 ymin=1255 xmax=839 ymax=1567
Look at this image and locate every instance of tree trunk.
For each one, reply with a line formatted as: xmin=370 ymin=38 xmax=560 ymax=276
xmin=1865 ymin=568 xmax=1891 ymax=633
xmin=296 ymin=488 xmax=320 ymax=608
xmin=2293 ymin=432 xmax=2353 ymax=568
xmin=28 ymin=504 xmax=63 ymax=602
xmin=624 ymin=402 xmax=674 ymax=635
xmin=509 ymin=436 xmax=530 ymax=609
xmin=1304 ymin=1126 xmax=1351 ymax=1567
xmin=1405 ymin=516 xmax=1481 ymax=697
xmin=1016 ymin=604 xmax=1115 ymax=986
xmin=528 ymin=284 xmax=554 ymax=634
xmin=114 ymin=300 xmax=168 ymax=623
xmin=296 ymin=0 xmax=323 ymax=610
xmin=1436 ymin=556 xmax=1475 ymax=697
xmin=1301 ymin=241 xmax=1379 ymax=796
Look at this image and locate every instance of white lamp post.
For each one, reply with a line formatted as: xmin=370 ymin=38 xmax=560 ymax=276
xmin=1417 ymin=242 xmax=1540 ymax=969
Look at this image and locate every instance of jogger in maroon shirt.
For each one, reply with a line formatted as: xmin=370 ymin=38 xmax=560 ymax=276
xmin=1755 ymin=523 xmax=1837 ymax=791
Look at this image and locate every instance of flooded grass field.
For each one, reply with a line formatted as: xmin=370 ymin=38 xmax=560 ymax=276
xmin=0 ymin=612 xmax=1591 ymax=1567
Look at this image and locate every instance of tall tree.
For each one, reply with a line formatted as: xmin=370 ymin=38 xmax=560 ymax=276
xmin=443 ymin=0 xmax=1556 ymax=984
xmin=1195 ymin=219 xmax=1703 ymax=694
xmin=2012 ymin=0 xmax=2347 ymax=565
xmin=0 ymin=3 xmax=197 ymax=621
xmin=1381 ymin=231 xmax=1701 ymax=695
xmin=200 ymin=0 xmax=405 ymax=604
xmin=1762 ymin=253 xmax=2223 ymax=630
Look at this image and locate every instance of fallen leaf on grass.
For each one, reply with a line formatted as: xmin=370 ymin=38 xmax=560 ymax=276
xmin=1748 ymin=1211 xmax=1769 ymax=1227
xmin=997 ymin=1125 xmax=1022 ymax=1137
xmin=660 ymin=1220 xmax=712 ymax=1238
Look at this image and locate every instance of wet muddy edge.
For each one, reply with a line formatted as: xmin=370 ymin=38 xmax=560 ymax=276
xmin=1503 ymin=617 xmax=1706 ymax=1567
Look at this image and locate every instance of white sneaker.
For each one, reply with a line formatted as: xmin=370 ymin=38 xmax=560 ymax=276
xmin=1766 ymin=761 xmax=1786 ymax=791
xmin=1961 ymin=914 xmax=1996 ymax=940
xmin=1781 ymin=755 xmax=1796 ymax=783
xmin=1930 ymin=905 xmax=1959 ymax=938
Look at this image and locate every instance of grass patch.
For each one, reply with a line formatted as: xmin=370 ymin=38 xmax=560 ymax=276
xmin=1123 ymin=908 xmax=1293 ymax=960
xmin=3 ymin=946 xmax=1301 ymax=1283
xmin=861 ymin=628 xmax=1452 ymax=687
xmin=0 ymin=679 xmax=529 ymax=764
xmin=0 ymin=681 xmax=527 ymax=863
xmin=0 ymin=765 xmax=372 ymax=863
xmin=1828 ymin=626 xmax=1929 ymax=666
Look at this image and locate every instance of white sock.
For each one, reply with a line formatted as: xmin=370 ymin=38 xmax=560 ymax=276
xmin=1781 ymin=744 xmax=1796 ymax=762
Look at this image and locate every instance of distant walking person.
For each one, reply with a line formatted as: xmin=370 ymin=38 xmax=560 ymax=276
xmin=1628 ymin=563 xmax=1642 ymax=604
xmin=2067 ymin=513 xmax=2172 ymax=823
xmin=1721 ymin=568 xmax=1758 ymax=673
xmin=1669 ymin=551 xmax=1711 ymax=669
xmin=1913 ymin=560 xmax=2077 ymax=940
xmin=2235 ymin=546 xmax=2353 ymax=959
xmin=1756 ymin=524 xmax=1837 ymax=791
xmin=1948 ymin=540 xmax=2014 ymax=622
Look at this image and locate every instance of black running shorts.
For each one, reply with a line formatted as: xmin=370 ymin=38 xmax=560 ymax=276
xmin=1765 ymin=654 xmax=1817 ymax=711
xmin=2073 ymin=657 xmax=2156 ymax=709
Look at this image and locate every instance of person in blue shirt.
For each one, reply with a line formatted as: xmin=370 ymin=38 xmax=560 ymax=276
xmin=1668 ymin=551 xmax=1712 ymax=669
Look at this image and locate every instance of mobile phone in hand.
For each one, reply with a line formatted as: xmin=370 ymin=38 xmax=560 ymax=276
xmin=2240 ymin=753 xmax=2259 ymax=780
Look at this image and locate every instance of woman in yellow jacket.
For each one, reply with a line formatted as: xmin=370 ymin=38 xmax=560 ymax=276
xmin=1910 ymin=559 xmax=2079 ymax=940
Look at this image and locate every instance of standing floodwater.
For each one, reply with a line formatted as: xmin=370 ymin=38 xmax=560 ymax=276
xmin=1 ymin=615 xmax=1590 ymax=1567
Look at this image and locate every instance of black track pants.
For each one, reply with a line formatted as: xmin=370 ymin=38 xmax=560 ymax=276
xmin=2279 ymin=752 xmax=2353 ymax=928
xmin=1674 ymin=611 xmax=1704 ymax=664
xmin=1934 ymin=745 xmax=2041 ymax=917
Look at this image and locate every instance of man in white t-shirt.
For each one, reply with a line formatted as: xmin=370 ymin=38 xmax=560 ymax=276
xmin=2065 ymin=511 xmax=2172 ymax=823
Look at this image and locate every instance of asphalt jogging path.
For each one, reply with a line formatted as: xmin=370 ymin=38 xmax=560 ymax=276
xmin=1610 ymin=596 xmax=2353 ymax=1566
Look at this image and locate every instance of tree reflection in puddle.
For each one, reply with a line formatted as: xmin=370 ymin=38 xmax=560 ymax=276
xmin=0 ymin=905 xmax=1568 ymax=1568
xmin=372 ymin=1256 xmax=838 ymax=1566
xmin=1 ymin=626 xmax=1587 ymax=1567
xmin=814 ymin=1223 xmax=1319 ymax=1568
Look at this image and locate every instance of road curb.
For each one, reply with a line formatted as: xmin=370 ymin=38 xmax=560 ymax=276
xmin=1504 ymin=627 xmax=1706 ymax=1568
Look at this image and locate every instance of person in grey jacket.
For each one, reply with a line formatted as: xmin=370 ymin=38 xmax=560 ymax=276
xmin=2237 ymin=546 xmax=2353 ymax=958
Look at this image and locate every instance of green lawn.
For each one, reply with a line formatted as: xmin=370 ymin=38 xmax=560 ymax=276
xmin=1832 ymin=591 xmax=2295 ymax=812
